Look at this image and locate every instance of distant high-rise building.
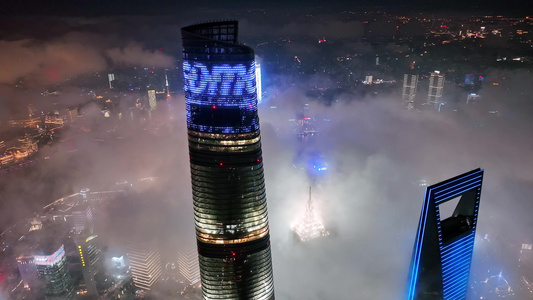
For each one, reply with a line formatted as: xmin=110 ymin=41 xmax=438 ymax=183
xmin=72 ymin=204 xmax=94 ymax=234
xmin=34 ymin=244 xmax=74 ymax=300
xmin=27 ymin=104 xmax=35 ymax=117
xmin=67 ymin=107 xmax=78 ymax=123
xmin=126 ymin=238 xmax=162 ymax=291
xmin=402 ymin=74 xmax=418 ymax=110
xmin=407 ymin=168 xmax=484 ymax=300
xmin=291 ymin=187 xmax=329 ymax=242
xmin=427 ymin=71 xmax=445 ymax=108
xmin=108 ymin=74 xmax=115 ymax=89
xmin=74 ymin=234 xmax=101 ymax=296
xmin=165 ymin=73 xmax=171 ymax=98
xmin=147 ymin=89 xmax=157 ymax=111
xmin=181 ymin=21 xmax=275 ymax=300
xmin=177 ymin=244 xmax=201 ymax=285
xmin=365 ymin=75 xmax=373 ymax=85
xmin=16 ymin=254 xmax=39 ymax=290
xmin=464 ymin=73 xmax=474 ymax=86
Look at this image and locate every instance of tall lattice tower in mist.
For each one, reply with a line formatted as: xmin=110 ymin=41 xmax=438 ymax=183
xmin=291 ymin=187 xmax=329 ymax=242
xmin=181 ymin=21 xmax=275 ymax=300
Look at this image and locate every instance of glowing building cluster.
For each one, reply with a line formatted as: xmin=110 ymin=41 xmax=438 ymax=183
xmin=408 ymin=168 xmax=484 ymax=300
xmin=291 ymin=187 xmax=329 ymax=242
xmin=0 ymin=137 xmax=38 ymax=166
xmin=182 ymin=21 xmax=275 ymax=300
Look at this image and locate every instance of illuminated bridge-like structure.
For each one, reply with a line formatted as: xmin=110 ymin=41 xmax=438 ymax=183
xmin=181 ymin=21 xmax=274 ymax=300
xmin=408 ymin=168 xmax=484 ymax=300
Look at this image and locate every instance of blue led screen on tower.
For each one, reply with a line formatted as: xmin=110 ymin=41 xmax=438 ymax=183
xmin=183 ymin=61 xmax=258 ymax=134
xmin=407 ymin=168 xmax=484 ymax=300
xmin=183 ymin=62 xmax=256 ymax=98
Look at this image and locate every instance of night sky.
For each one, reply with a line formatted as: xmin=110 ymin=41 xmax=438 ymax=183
xmin=1 ymin=0 xmax=532 ymax=17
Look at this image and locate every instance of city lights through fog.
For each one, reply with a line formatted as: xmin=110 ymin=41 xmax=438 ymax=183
xmin=0 ymin=1 xmax=533 ymax=299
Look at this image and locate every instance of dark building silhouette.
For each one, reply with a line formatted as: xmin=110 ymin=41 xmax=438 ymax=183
xmin=408 ymin=168 xmax=484 ymax=300
xmin=181 ymin=21 xmax=275 ymax=300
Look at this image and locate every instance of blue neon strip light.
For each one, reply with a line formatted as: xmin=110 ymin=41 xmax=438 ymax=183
xmin=434 ymin=174 xmax=482 ymax=198
xmin=442 ymin=246 xmax=474 ymax=271
xmin=431 ymin=170 xmax=483 ymax=194
xmin=441 ymin=233 xmax=475 ymax=252
xmin=443 ymin=273 xmax=470 ymax=294
xmin=442 ymin=253 xmax=472 ymax=278
xmin=443 ymin=274 xmax=469 ymax=299
xmin=407 ymin=188 xmax=433 ymax=300
xmin=435 ymin=181 xmax=483 ymax=203
xmin=54 ymin=246 xmax=65 ymax=258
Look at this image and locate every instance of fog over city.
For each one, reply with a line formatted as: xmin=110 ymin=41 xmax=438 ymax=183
xmin=0 ymin=3 xmax=532 ymax=299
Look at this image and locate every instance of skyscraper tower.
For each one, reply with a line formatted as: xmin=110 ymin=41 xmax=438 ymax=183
xmin=147 ymin=89 xmax=157 ymax=111
xmin=408 ymin=169 xmax=484 ymax=300
xmin=181 ymin=21 xmax=275 ymax=300
xmin=126 ymin=238 xmax=162 ymax=291
xmin=177 ymin=244 xmax=201 ymax=285
xmin=402 ymin=74 xmax=418 ymax=110
xmin=427 ymin=71 xmax=445 ymax=108
xmin=34 ymin=244 xmax=74 ymax=300
xmin=74 ymin=234 xmax=101 ymax=296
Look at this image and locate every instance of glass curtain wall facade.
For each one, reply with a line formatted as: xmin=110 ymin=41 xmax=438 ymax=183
xmin=35 ymin=245 xmax=74 ymax=300
xmin=181 ymin=21 xmax=275 ymax=300
xmin=407 ymin=169 xmax=484 ymax=300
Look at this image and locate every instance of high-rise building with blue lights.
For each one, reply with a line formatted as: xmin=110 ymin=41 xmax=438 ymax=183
xmin=181 ymin=21 xmax=275 ymax=300
xmin=407 ymin=168 xmax=484 ymax=300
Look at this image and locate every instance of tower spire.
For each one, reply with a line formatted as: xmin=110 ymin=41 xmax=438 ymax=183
xmin=165 ymin=72 xmax=170 ymax=98
xmin=307 ymin=186 xmax=313 ymax=214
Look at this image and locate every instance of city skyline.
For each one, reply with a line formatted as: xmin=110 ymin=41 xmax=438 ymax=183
xmin=0 ymin=4 xmax=532 ymax=299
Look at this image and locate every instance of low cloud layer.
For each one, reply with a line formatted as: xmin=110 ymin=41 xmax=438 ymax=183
xmin=0 ymin=31 xmax=174 ymax=87
xmin=0 ymin=14 xmax=532 ymax=300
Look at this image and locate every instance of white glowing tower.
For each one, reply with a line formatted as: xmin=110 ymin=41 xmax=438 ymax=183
xmin=291 ymin=187 xmax=329 ymax=242
xmin=147 ymin=89 xmax=157 ymax=111
xmin=255 ymin=63 xmax=262 ymax=104
xmin=427 ymin=71 xmax=444 ymax=108
xmin=177 ymin=245 xmax=200 ymax=285
xmin=108 ymin=74 xmax=115 ymax=89
xmin=402 ymin=74 xmax=418 ymax=110
xmin=165 ymin=73 xmax=171 ymax=98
